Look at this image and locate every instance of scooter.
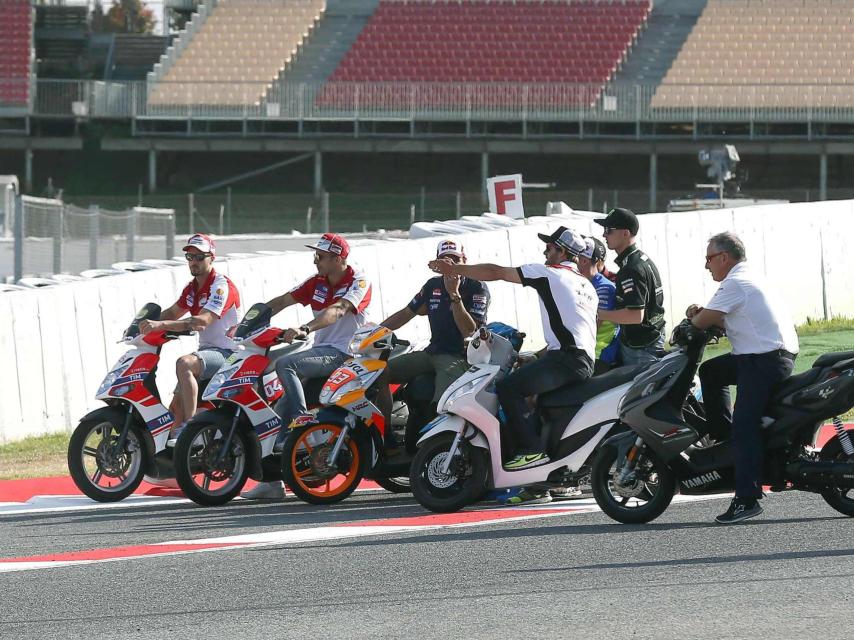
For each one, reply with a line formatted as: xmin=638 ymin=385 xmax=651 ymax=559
xmin=172 ymin=302 xmax=313 ymax=506
xmin=67 ymin=302 xmax=200 ymax=502
xmin=280 ymin=324 xmax=414 ymax=505
xmin=410 ymin=324 xmax=653 ymax=513
xmin=590 ymin=320 xmax=854 ymax=524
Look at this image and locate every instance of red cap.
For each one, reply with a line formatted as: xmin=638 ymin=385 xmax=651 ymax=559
xmin=305 ymin=233 xmax=350 ymax=259
xmin=183 ymin=233 xmax=216 ymax=256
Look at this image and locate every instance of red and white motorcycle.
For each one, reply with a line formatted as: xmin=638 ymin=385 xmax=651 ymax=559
xmin=67 ymin=302 xmax=201 ymax=502
xmin=172 ymin=302 xmax=314 ymax=506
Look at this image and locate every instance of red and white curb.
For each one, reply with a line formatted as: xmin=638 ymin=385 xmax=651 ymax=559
xmin=0 ymin=494 xmax=728 ymax=574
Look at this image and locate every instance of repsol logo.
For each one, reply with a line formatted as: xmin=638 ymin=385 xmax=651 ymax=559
xmin=681 ymin=470 xmax=722 ymax=489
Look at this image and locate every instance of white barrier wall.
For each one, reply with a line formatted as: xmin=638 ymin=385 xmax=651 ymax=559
xmin=1 ymin=200 xmax=853 ymax=443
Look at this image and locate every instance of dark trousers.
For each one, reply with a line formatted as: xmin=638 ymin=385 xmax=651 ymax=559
xmin=699 ymin=351 xmax=795 ymax=498
xmin=496 ymin=349 xmax=593 ymax=455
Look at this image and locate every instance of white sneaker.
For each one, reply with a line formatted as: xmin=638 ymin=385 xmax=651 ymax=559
xmin=550 ymin=486 xmax=583 ymax=500
xmin=240 ymin=482 xmax=285 ymax=500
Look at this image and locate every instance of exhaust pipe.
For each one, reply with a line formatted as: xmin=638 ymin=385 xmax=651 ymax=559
xmin=786 ymin=460 xmax=854 ymax=488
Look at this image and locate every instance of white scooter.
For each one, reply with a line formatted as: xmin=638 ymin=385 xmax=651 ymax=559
xmin=410 ymin=326 xmax=654 ymax=513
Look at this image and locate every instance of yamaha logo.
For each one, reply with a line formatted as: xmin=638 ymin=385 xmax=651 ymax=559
xmin=681 ymin=470 xmax=722 ymax=489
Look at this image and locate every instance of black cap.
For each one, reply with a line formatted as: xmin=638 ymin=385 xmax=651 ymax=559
xmin=536 ymin=226 xmax=567 ymax=245
xmin=581 ymin=236 xmax=607 ymax=262
xmin=594 ymin=207 xmax=639 ymax=235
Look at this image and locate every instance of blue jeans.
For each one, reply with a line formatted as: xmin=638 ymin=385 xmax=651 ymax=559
xmin=619 ymin=334 xmax=665 ymax=366
xmin=273 ymin=346 xmax=347 ymax=440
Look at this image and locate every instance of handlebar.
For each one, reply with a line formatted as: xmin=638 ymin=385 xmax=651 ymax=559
xmin=392 ymin=337 xmax=410 ymax=347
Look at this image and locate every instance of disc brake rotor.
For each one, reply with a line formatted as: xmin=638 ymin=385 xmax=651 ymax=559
xmin=95 ymin=436 xmax=133 ymax=478
xmin=196 ymin=434 xmax=240 ymax=482
xmin=426 ymin=452 xmax=461 ymax=489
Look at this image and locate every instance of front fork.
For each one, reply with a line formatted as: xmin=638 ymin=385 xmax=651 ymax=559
xmin=617 ymin=436 xmax=645 ymax=485
xmin=327 ymin=414 xmax=356 ymax=467
xmin=214 ymin=406 xmax=243 ymax=465
xmin=112 ymin=404 xmax=135 ymax=453
xmin=440 ymin=427 xmax=466 ymax=475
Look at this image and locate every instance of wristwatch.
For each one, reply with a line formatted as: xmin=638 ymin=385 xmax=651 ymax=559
xmin=299 ymin=324 xmax=312 ymax=334
xmin=449 ymin=294 xmax=462 ymax=304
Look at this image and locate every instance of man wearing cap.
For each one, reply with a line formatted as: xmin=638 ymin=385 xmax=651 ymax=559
xmin=242 ymin=232 xmax=372 ymax=500
xmin=578 ymin=236 xmax=620 ymax=373
xmin=139 ymin=234 xmax=241 ymax=441
xmin=380 ymin=239 xmax=490 ymax=452
xmin=595 ymin=208 xmax=666 ymax=366
xmin=429 ymin=227 xmax=597 ymax=477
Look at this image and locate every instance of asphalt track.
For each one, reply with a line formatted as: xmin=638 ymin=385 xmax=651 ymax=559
xmin=1 ymin=488 xmax=852 ymax=640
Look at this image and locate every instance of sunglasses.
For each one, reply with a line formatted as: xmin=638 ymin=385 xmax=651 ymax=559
xmin=602 ymin=227 xmax=621 ymax=236
xmin=705 ymin=251 xmax=725 ymax=264
xmin=185 ymin=252 xmax=211 ymax=262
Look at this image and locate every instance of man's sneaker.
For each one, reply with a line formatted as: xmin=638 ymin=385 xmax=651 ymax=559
xmin=165 ymin=423 xmax=187 ymax=448
xmin=715 ymin=497 xmax=763 ymax=524
xmin=240 ymin=482 xmax=285 ymax=500
xmin=504 ymin=452 xmax=550 ymax=470
xmin=550 ymin=486 xmax=583 ymax=500
xmin=502 ymin=489 xmax=552 ymax=506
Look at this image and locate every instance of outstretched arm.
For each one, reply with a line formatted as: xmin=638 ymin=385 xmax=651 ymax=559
xmin=428 ymin=259 xmax=521 ymax=284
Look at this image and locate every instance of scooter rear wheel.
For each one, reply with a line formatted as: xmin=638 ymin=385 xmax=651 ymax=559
xmin=591 ymin=442 xmax=675 ymax=524
xmin=281 ymin=423 xmax=365 ymax=505
xmin=819 ymin=430 xmax=854 ymax=517
xmin=374 ymin=476 xmax=411 ymax=494
xmin=174 ymin=422 xmax=249 ymax=507
xmin=68 ymin=416 xmax=146 ymax=502
xmin=410 ymin=434 xmax=488 ymax=513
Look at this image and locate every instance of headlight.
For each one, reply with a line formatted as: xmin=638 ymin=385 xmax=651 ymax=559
xmin=97 ymin=372 xmax=118 ymax=395
xmin=209 ymin=364 xmax=240 ymax=390
xmin=327 ymin=378 xmax=363 ymax=405
xmin=443 ymin=375 xmax=489 ymax=408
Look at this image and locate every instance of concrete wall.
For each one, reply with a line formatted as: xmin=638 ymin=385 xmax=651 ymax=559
xmin=1 ymin=200 xmax=853 ymax=443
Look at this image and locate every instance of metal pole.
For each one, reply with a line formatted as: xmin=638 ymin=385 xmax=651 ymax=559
xmin=819 ymin=153 xmax=828 ymax=201
xmin=314 ymin=151 xmax=323 ymax=198
xmin=126 ymin=208 xmax=136 ymax=262
xmin=188 ymin=193 xmax=194 ymax=234
xmin=306 ymin=206 xmax=313 ymax=234
xmin=53 ymin=203 xmax=63 ymax=274
xmin=456 ymin=191 xmax=461 ymax=219
xmin=219 ymin=204 xmax=224 ymax=236
xmin=587 ymin=188 xmax=594 ymax=211
xmin=89 ymin=204 xmax=99 ymax=268
xmin=24 ymin=149 xmax=33 ymax=193
xmin=148 ymin=149 xmax=157 ymax=193
xmin=481 ymin=152 xmax=489 ymax=207
xmin=649 ymin=152 xmax=658 ymax=213
xmin=166 ymin=212 xmax=175 ymax=259
xmin=410 ymin=204 xmax=416 ymax=225
xmin=13 ymin=196 xmax=23 ymax=280
xmin=420 ymin=186 xmax=426 ymax=220
xmin=226 ymin=187 xmax=232 ymax=234
xmin=322 ymin=191 xmax=330 ymax=233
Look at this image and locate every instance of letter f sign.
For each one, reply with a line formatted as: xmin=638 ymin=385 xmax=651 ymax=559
xmin=486 ymin=173 xmax=525 ymax=219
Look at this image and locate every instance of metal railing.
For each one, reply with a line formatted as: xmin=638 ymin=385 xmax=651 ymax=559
xmin=9 ymin=79 xmax=854 ymax=126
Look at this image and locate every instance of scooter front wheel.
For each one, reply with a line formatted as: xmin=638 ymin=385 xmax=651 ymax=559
xmin=591 ymin=442 xmax=675 ymax=524
xmin=281 ymin=423 xmax=365 ymax=505
xmin=410 ymin=434 xmax=488 ymax=513
xmin=174 ymin=422 xmax=249 ymax=506
xmin=68 ymin=416 xmax=146 ymax=502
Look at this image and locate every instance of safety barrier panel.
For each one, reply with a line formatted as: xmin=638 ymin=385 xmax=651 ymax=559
xmin=1 ymin=199 xmax=853 ymax=443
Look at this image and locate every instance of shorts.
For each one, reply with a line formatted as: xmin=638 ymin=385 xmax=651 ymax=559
xmin=195 ymin=347 xmax=234 ymax=380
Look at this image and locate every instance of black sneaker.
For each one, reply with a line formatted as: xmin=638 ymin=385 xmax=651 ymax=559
xmin=715 ymin=497 xmax=763 ymax=524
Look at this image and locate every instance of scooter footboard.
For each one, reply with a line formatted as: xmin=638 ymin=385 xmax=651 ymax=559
xmin=416 ymin=414 xmax=488 ymax=449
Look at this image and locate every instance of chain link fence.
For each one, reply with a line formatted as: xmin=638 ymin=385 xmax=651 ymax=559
xmin=5 ymin=196 xmax=176 ymax=280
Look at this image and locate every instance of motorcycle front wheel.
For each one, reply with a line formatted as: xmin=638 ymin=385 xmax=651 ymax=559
xmin=174 ymin=421 xmax=249 ymax=507
xmin=68 ymin=415 xmax=146 ymax=502
xmin=591 ymin=442 xmax=676 ymax=524
xmin=410 ymin=434 xmax=488 ymax=513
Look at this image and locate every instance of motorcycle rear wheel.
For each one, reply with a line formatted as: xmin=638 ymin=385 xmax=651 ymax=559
xmin=174 ymin=422 xmax=249 ymax=507
xmin=68 ymin=416 xmax=146 ymax=502
xmin=410 ymin=434 xmax=488 ymax=513
xmin=819 ymin=430 xmax=854 ymax=517
xmin=374 ymin=476 xmax=411 ymax=494
xmin=591 ymin=442 xmax=676 ymax=524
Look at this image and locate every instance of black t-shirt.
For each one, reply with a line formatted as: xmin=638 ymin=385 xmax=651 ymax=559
xmin=408 ymin=276 xmax=490 ymax=355
xmin=614 ymin=246 xmax=666 ymax=348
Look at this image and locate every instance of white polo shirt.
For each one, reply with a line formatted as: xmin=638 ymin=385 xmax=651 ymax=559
xmin=705 ymin=262 xmax=799 ymax=356
xmin=517 ymin=261 xmax=598 ymax=361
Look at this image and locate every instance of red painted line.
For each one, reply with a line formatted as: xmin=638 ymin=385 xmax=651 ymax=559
xmin=340 ymin=507 xmax=580 ymax=527
xmin=0 ymin=542 xmax=250 ymax=564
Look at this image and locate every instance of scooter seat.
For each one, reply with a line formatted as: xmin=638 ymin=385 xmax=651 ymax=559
xmin=769 ymin=367 xmax=822 ymax=402
xmin=812 ymin=351 xmax=854 ymax=369
xmin=537 ymin=364 xmax=647 ymax=409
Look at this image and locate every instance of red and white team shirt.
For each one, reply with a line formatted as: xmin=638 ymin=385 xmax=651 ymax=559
xmin=289 ymin=265 xmax=373 ymax=354
xmin=177 ymin=270 xmax=241 ymax=349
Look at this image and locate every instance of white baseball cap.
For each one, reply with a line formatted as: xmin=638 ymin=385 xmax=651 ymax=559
xmin=437 ymin=238 xmax=465 ymax=259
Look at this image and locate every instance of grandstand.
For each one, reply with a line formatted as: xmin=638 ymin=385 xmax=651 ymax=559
xmin=0 ymin=0 xmax=33 ymax=112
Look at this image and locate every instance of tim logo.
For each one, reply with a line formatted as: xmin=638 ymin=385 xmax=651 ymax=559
xmin=681 ymin=470 xmax=722 ymax=489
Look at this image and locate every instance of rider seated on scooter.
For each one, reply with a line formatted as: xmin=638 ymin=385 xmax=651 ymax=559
xmin=429 ymin=227 xmax=598 ymax=497
xmin=242 ymin=233 xmax=373 ymax=501
xmin=379 ymin=239 xmax=491 ymax=454
xmin=138 ymin=234 xmax=241 ymax=445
